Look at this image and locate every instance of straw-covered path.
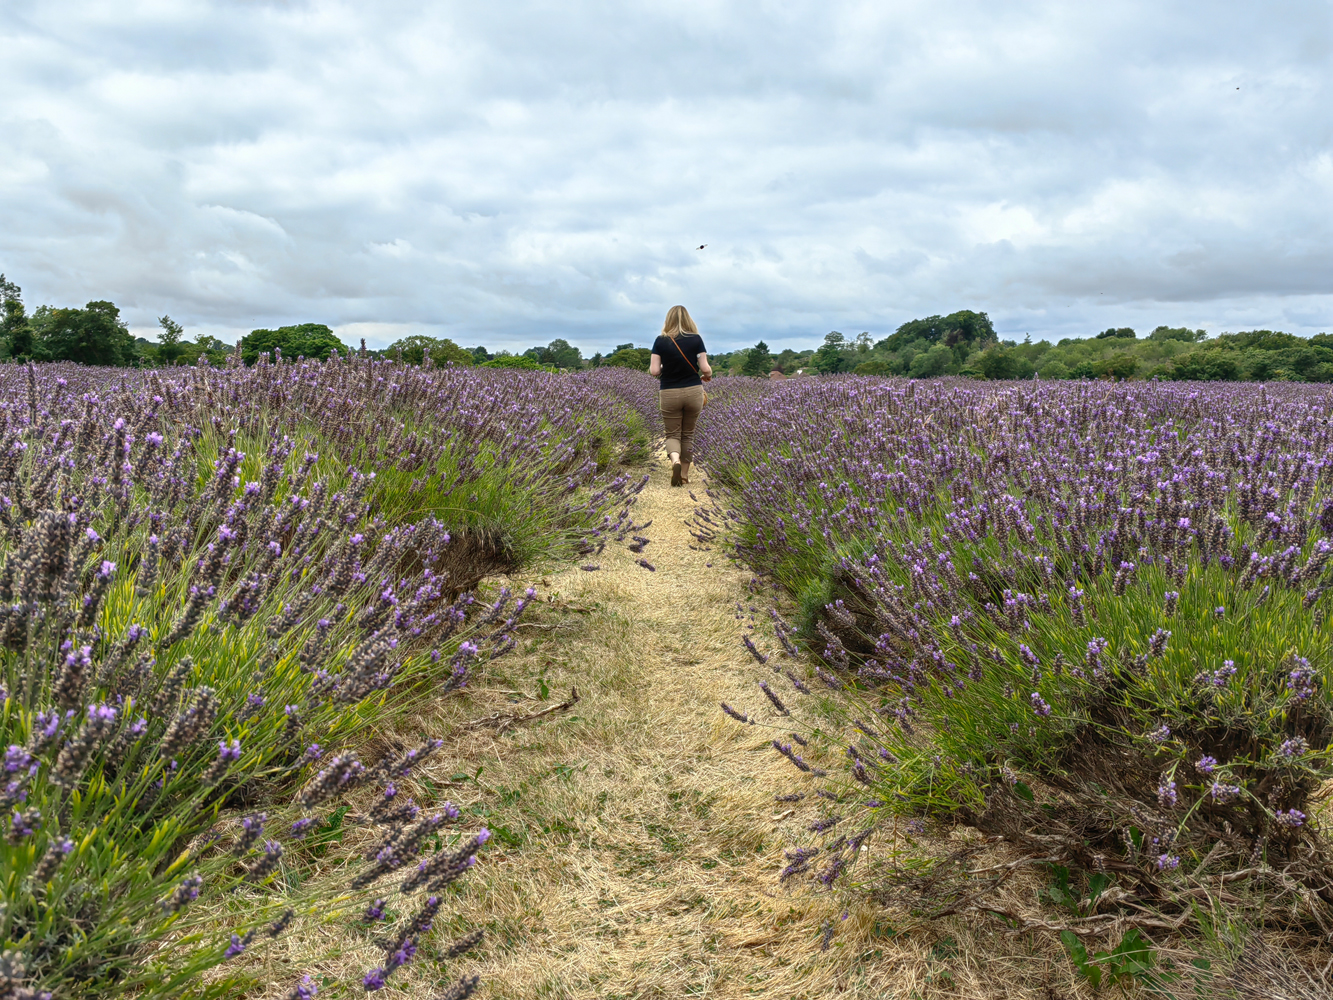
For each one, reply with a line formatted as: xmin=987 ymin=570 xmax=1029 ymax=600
xmin=275 ymin=455 xmax=1065 ymax=999
xmin=441 ymin=456 xmax=887 ymax=999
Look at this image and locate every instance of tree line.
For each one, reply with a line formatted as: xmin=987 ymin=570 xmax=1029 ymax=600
xmin=0 ymin=278 xmax=527 ymax=369
xmin=5 ymin=277 xmax=1328 ymax=382
xmin=0 ymin=281 xmax=648 ymax=372
xmin=707 ymin=312 xmax=1333 ymax=383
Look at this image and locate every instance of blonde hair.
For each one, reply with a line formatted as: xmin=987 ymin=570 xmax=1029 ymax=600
xmin=661 ymin=305 xmax=698 ymax=339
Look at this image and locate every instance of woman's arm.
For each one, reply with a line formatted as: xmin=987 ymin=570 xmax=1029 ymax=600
xmin=697 ymin=353 xmax=712 ymax=380
xmin=649 ymin=353 xmax=662 ymax=377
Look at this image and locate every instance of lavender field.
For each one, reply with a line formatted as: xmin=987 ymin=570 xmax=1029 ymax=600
xmin=2 ymin=358 xmax=1331 ymax=997
xmin=695 ymin=375 xmax=1333 ymax=990
xmin=0 ymin=355 xmax=654 ymax=999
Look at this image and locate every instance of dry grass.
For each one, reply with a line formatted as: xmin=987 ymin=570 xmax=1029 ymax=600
xmin=237 ymin=457 xmax=1147 ymax=999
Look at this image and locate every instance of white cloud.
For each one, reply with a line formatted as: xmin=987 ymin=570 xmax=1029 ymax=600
xmin=1 ymin=0 xmax=1331 ymax=354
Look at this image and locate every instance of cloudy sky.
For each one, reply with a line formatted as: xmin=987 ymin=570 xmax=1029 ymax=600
xmin=2 ymin=0 xmax=1331 ymax=354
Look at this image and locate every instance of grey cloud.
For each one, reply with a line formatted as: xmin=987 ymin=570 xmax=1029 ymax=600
xmin=1 ymin=0 xmax=1331 ymax=355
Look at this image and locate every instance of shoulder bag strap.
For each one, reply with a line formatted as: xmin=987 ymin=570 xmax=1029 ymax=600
xmin=670 ymin=336 xmax=698 ymax=372
xmin=670 ymin=336 xmax=708 ymax=406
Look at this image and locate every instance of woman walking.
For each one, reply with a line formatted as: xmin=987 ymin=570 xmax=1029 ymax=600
xmin=648 ymin=305 xmax=712 ymax=487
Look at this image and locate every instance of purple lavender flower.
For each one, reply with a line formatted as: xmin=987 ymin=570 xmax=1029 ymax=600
xmin=1067 ymin=587 xmax=1086 ymax=625
xmin=1278 ymin=737 xmax=1308 ymax=759
xmin=720 ymin=702 xmax=752 ymax=724
xmin=290 ymin=818 xmax=316 ymax=838
xmin=1209 ymin=782 xmax=1241 ymax=803
xmin=1196 ymin=756 xmax=1218 ymax=774
xmin=743 ymin=635 xmax=769 ymax=665
xmin=759 ymin=681 xmax=789 ymax=715
xmin=1084 ymin=638 xmax=1108 ymax=677
xmin=162 ymin=873 xmax=203 ymax=913
xmin=1145 ymin=724 xmax=1171 ymax=744
xmin=224 ymin=932 xmax=254 ymax=959
xmin=363 ymin=968 xmax=387 ymax=991
xmin=1157 ymin=779 xmax=1178 ymax=808
xmin=1030 ymin=692 xmax=1051 ymax=717
xmin=1148 ymin=629 xmax=1171 ymax=658
xmin=4 ymin=746 xmax=32 ymax=774
xmin=234 ymin=813 xmax=266 ymax=855
xmin=1287 ymin=658 xmax=1316 ymax=701
xmin=1275 ymin=809 xmax=1306 ymax=828
xmin=8 ymin=808 xmax=41 ymax=842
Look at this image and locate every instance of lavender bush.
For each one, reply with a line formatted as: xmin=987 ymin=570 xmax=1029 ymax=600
xmin=701 ymin=375 xmax=1333 ymax=932
xmin=0 ymin=355 xmax=649 ymax=998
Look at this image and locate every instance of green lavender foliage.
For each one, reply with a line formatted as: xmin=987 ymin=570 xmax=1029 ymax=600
xmin=699 ymin=376 xmax=1333 ymax=914
xmin=0 ymin=356 xmax=651 ymax=998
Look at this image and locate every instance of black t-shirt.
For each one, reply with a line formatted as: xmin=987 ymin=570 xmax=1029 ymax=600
xmin=653 ymin=333 xmax=707 ymax=390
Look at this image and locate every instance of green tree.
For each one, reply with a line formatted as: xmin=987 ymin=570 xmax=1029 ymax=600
xmin=604 ymin=347 xmax=651 ymax=371
xmin=854 ymin=359 xmax=890 ymax=376
xmin=1098 ymin=353 xmax=1139 ymax=380
xmin=0 ymin=275 xmax=33 ymax=359
xmin=469 ymin=346 xmax=491 ymax=362
xmin=911 ymin=343 xmax=959 ymax=378
xmin=1149 ymin=326 xmax=1206 ymax=343
xmin=157 ymin=315 xmax=185 ymax=363
xmin=196 ymin=335 xmax=229 ymax=354
xmin=1221 ymin=330 xmax=1303 ymax=352
xmin=524 ymin=338 xmax=583 ymax=369
xmin=1095 ymin=327 xmax=1137 ymax=340
xmin=813 ymin=340 xmax=849 ymax=373
xmin=1038 ymin=360 xmax=1070 ymax=379
xmin=741 ymin=340 xmax=773 ymax=376
xmin=1181 ymin=354 xmax=1241 ymax=381
xmin=240 ymin=323 xmax=348 ymax=364
xmin=386 ymin=335 xmax=474 ymax=367
xmin=35 ymin=301 xmax=137 ymax=366
xmin=878 ymin=311 xmax=997 ymax=354
xmin=546 ymin=338 xmax=583 ymax=369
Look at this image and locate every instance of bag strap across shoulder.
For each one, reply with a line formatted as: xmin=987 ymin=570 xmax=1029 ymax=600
xmin=669 ymin=336 xmax=698 ymax=373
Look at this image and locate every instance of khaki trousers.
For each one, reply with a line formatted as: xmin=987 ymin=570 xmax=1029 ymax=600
xmin=659 ymin=385 xmax=705 ymax=463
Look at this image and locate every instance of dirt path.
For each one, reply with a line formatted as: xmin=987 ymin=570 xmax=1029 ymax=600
xmin=275 ymin=456 xmax=1069 ymax=999
xmin=435 ymin=457 xmax=886 ymax=999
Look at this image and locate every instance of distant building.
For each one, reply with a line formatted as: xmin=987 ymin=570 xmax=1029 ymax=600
xmin=768 ymin=370 xmax=787 ymax=380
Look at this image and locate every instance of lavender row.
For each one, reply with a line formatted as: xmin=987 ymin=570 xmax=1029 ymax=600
xmin=0 ymin=357 xmax=650 ymax=999
xmin=700 ymin=375 xmax=1333 ymax=916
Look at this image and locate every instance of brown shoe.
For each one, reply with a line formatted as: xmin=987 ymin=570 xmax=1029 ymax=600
xmin=671 ymin=462 xmax=682 ymax=487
